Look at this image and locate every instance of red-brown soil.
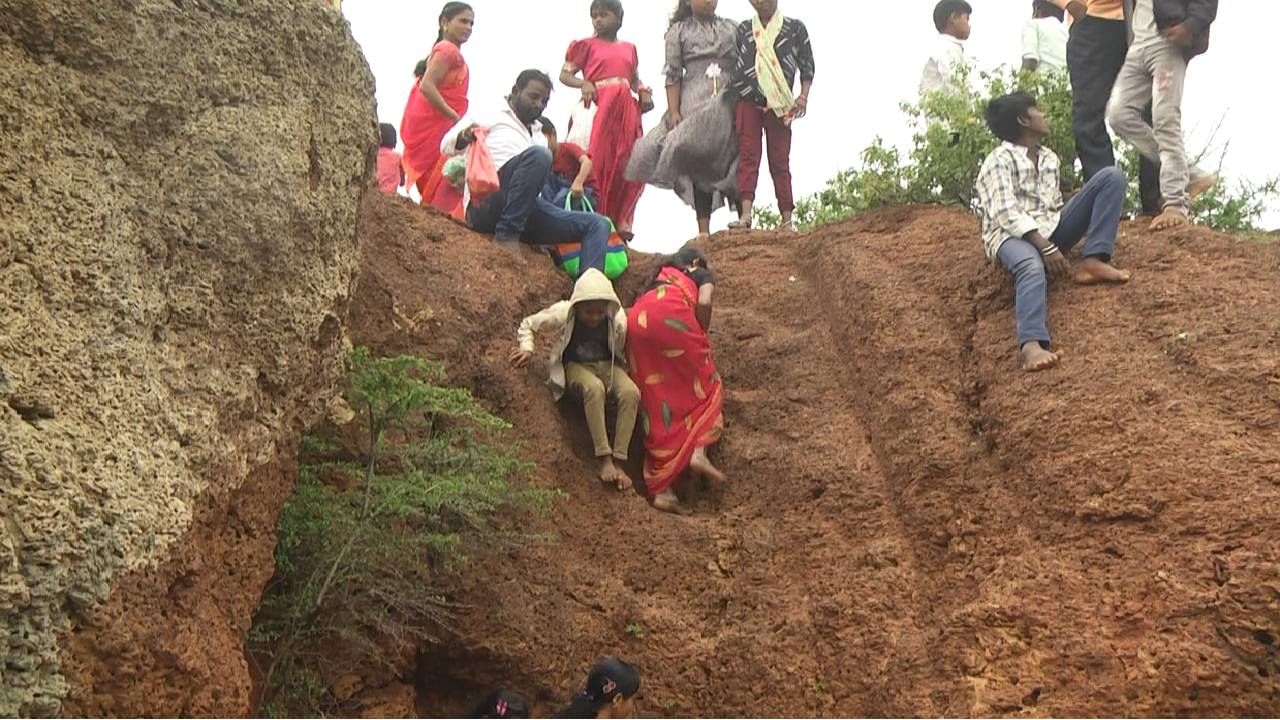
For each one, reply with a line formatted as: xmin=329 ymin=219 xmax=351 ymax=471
xmin=346 ymin=192 xmax=1280 ymax=717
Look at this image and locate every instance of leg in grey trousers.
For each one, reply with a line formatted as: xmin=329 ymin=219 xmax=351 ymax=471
xmin=1107 ymin=41 xmax=1206 ymax=213
xmin=996 ymin=167 xmax=1128 ymax=347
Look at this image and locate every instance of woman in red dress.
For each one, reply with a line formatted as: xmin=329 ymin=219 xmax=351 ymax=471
xmin=560 ymin=0 xmax=653 ymax=239
xmin=400 ymin=2 xmax=473 ymax=212
xmin=627 ymin=247 xmax=726 ymax=515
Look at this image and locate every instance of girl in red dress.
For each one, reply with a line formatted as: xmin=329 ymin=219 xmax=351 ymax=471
xmin=560 ymin=0 xmax=653 ymax=239
xmin=400 ymin=2 xmax=473 ymax=213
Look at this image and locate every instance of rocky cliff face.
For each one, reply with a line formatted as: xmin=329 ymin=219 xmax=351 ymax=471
xmin=0 ymin=1 xmax=374 ymax=715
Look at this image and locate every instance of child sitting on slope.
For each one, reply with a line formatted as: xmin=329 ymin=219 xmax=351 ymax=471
xmin=511 ymin=269 xmax=640 ymax=490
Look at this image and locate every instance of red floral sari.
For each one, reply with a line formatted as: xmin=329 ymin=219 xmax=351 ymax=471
xmin=627 ymin=268 xmax=724 ymax=496
xmin=400 ymin=40 xmax=468 ymax=212
xmin=565 ymin=37 xmax=645 ymax=228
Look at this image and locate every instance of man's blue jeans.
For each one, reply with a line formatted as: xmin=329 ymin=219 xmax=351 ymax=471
xmin=467 ymin=146 xmax=610 ymax=273
xmin=996 ymin=166 xmax=1127 ymax=347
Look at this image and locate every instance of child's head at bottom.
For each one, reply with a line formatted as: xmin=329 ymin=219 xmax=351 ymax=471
xmin=378 ymin=122 xmax=398 ymax=150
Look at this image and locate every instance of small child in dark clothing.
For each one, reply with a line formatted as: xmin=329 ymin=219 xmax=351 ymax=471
xmin=539 ymin=116 xmax=598 ymax=212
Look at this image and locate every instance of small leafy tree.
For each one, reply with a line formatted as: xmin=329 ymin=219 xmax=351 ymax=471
xmin=252 ymin=348 xmax=556 ymax=717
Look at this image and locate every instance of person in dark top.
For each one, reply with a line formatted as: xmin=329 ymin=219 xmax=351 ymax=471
xmin=468 ymin=689 xmax=530 ymax=719
xmin=513 ymin=269 xmax=639 ymax=491
xmin=556 ymin=657 xmax=641 ymax=718
xmin=728 ymin=0 xmax=815 ymax=231
xmin=539 ymin=116 xmax=599 ymax=212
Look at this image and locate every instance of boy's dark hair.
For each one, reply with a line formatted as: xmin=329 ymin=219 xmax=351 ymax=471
xmin=539 ymin=116 xmax=557 ymax=136
xmin=590 ymin=0 xmax=625 ymax=27
xmin=378 ymin=123 xmax=397 ymax=149
xmin=933 ymin=0 xmax=973 ymax=32
xmin=468 ymin=689 xmax=530 ymax=719
xmin=513 ymin=69 xmax=554 ymax=93
xmin=413 ymin=58 xmax=428 ymax=79
xmin=1033 ymin=0 xmax=1066 ymax=20
xmin=985 ymin=92 xmax=1038 ymax=143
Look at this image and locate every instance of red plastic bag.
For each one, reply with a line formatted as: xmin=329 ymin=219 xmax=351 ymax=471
xmin=465 ymin=126 xmax=500 ymax=206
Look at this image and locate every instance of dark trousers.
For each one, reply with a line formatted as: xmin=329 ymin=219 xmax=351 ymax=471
xmin=1067 ymin=16 xmax=1161 ymax=213
xmin=735 ymin=99 xmax=794 ymax=212
xmin=467 ymin=147 xmax=611 ymax=273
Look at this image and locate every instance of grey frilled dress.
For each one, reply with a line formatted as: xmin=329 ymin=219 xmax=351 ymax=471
xmin=626 ymin=15 xmax=739 ymax=213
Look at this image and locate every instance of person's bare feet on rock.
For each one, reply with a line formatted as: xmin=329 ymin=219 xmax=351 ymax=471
xmin=1021 ymin=341 xmax=1061 ymax=373
xmin=598 ymin=457 xmax=629 ymax=492
xmin=1075 ymin=256 xmax=1132 ymax=286
xmin=689 ymin=448 xmax=726 ymax=488
xmin=652 ymin=489 xmax=691 ymax=515
xmin=1150 ymin=207 xmax=1189 ymax=231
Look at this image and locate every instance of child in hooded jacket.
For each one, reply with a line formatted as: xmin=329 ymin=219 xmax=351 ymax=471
xmin=511 ymin=269 xmax=640 ymax=490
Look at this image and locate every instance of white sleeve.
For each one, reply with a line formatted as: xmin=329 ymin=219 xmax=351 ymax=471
xmin=1022 ymin=20 xmax=1040 ymax=60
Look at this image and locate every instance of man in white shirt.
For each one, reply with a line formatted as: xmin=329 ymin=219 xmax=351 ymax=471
xmin=442 ymin=69 xmax=610 ymax=271
xmin=976 ymin=92 xmax=1131 ymax=373
xmin=920 ymin=0 xmax=972 ymax=95
xmin=1108 ymin=0 xmax=1218 ymax=231
xmin=1021 ymin=1 xmax=1068 ymax=73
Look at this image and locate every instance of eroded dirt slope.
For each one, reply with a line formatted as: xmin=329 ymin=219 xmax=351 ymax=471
xmin=352 ymin=193 xmax=1279 ymax=716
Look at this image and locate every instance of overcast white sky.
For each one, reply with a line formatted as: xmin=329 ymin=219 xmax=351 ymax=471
xmin=343 ymin=0 xmax=1277 ymax=254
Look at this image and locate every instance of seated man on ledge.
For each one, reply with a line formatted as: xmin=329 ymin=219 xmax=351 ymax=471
xmin=976 ymin=92 xmax=1132 ymax=373
xmin=441 ymin=69 xmax=610 ymax=272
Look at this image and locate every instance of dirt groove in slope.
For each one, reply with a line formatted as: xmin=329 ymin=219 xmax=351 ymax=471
xmin=346 ymin=193 xmax=1279 ymax=716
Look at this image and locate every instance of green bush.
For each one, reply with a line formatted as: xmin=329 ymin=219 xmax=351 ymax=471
xmin=756 ymin=64 xmax=1277 ymax=234
xmin=251 ymin=348 xmax=557 ymax=717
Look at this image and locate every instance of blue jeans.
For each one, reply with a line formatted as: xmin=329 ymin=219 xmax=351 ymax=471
xmin=541 ymin=175 xmax=600 ymax=212
xmin=467 ymin=147 xmax=610 ymax=273
xmin=997 ymin=166 xmax=1127 ymax=347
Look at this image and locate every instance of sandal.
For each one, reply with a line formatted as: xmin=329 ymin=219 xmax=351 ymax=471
xmin=727 ymin=216 xmax=753 ymax=230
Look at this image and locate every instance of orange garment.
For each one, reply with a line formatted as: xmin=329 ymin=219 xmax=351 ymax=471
xmin=1049 ymin=0 xmax=1124 ymax=20
xmin=400 ymin=41 xmax=469 ymax=209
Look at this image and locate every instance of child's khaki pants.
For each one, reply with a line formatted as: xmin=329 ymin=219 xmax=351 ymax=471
xmin=565 ymin=361 xmax=640 ymax=460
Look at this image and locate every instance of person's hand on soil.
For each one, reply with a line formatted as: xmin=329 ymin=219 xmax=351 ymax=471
xmin=1044 ymin=250 xmax=1071 ymax=279
xmin=1161 ymin=23 xmax=1195 ymax=48
xmin=580 ymin=81 xmax=597 ymax=105
xmin=509 ymin=348 xmax=532 ymax=367
xmin=665 ymin=110 xmax=683 ymax=130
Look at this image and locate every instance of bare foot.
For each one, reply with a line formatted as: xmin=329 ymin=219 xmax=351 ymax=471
xmin=652 ymin=489 xmax=691 ymax=516
xmin=1150 ymin=207 xmax=1190 ymax=231
xmin=598 ymin=458 xmax=629 ymax=492
xmin=1188 ymin=173 xmax=1219 ymax=201
xmin=1020 ymin=342 xmax=1061 ymax=373
xmin=1075 ymin=257 xmax=1133 ymax=286
xmin=689 ymin=449 xmax=726 ymax=488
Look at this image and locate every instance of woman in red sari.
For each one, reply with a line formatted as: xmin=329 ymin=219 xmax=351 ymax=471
xmin=627 ymin=247 xmax=726 ymax=515
xmin=560 ymin=0 xmax=653 ymax=239
xmin=400 ymin=2 xmax=473 ymax=213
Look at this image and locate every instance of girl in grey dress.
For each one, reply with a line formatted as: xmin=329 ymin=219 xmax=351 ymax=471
xmin=625 ymin=0 xmax=738 ymax=239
